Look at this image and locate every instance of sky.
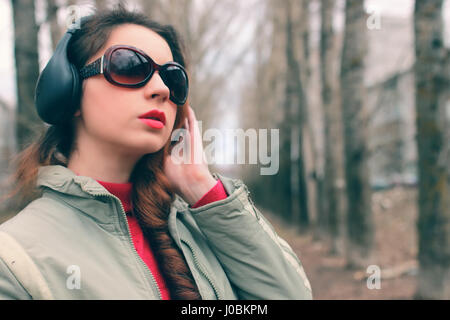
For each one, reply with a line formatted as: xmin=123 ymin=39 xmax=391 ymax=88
xmin=366 ymin=0 xmax=415 ymax=17
xmin=0 ymin=0 xmax=449 ymax=109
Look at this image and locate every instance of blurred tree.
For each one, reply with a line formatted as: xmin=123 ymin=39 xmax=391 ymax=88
xmin=11 ymin=0 xmax=43 ymax=151
xmin=414 ymin=0 xmax=450 ymax=299
xmin=319 ymin=0 xmax=346 ymax=254
xmin=47 ymin=0 xmax=63 ymax=51
xmin=340 ymin=0 xmax=374 ymax=267
xmin=303 ymin=0 xmax=325 ymax=244
xmin=283 ymin=0 xmax=310 ymax=227
xmin=240 ymin=0 xmax=288 ymax=213
xmin=95 ymin=0 xmax=108 ymax=10
xmin=0 ymin=98 xmax=15 ymax=212
xmin=239 ymin=0 xmax=312 ymax=227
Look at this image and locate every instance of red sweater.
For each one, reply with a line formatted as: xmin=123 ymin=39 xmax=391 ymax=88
xmin=95 ymin=177 xmax=228 ymax=300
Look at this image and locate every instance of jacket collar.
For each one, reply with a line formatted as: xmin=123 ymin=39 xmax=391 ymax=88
xmin=36 ymin=164 xmax=242 ymax=225
xmin=37 ymin=165 xmax=110 ymax=198
xmin=36 ymin=165 xmax=190 ymax=219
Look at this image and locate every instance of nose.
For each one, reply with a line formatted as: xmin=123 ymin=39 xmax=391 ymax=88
xmin=143 ymin=71 xmax=170 ymax=103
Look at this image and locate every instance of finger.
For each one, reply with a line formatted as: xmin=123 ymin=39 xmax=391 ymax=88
xmin=187 ymin=107 xmax=204 ymax=165
xmin=185 ymin=117 xmax=189 ymax=132
xmin=186 ymin=106 xmax=193 ymax=134
xmin=183 ymin=108 xmax=193 ymax=162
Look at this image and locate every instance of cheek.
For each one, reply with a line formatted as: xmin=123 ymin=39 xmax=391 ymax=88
xmin=80 ymin=80 xmax=180 ymax=152
xmin=81 ymin=81 xmax=129 ymax=130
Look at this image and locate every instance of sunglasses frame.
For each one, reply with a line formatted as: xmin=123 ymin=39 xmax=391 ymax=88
xmin=79 ymin=44 xmax=189 ymax=105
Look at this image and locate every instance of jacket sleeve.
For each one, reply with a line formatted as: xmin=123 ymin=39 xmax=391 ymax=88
xmin=0 ymin=231 xmax=53 ymax=300
xmin=188 ymin=173 xmax=313 ymax=300
xmin=0 ymin=258 xmax=32 ymax=300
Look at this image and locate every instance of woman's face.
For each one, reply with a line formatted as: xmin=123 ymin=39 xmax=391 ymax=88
xmin=75 ymin=24 xmax=179 ymax=157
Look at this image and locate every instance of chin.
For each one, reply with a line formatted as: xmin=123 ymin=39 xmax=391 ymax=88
xmin=135 ymin=142 xmax=166 ymax=155
xmin=111 ymin=138 xmax=163 ymax=157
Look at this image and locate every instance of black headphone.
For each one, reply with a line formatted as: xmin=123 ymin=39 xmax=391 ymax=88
xmin=34 ymin=17 xmax=90 ymax=125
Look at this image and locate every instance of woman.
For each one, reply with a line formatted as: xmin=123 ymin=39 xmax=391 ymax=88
xmin=0 ymin=7 xmax=312 ymax=300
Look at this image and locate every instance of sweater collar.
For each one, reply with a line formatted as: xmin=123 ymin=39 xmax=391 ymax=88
xmin=68 ymin=168 xmax=133 ymax=214
xmin=95 ymin=180 xmax=133 ymax=213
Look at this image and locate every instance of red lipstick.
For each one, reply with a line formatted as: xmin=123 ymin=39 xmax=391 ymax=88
xmin=138 ymin=109 xmax=166 ymax=129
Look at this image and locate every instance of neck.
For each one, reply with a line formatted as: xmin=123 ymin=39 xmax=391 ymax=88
xmin=67 ymin=130 xmax=141 ymax=183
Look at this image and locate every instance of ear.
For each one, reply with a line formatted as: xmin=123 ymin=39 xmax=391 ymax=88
xmin=74 ymin=110 xmax=81 ymax=117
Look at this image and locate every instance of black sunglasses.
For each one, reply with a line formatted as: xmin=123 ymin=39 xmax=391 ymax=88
xmin=79 ymin=44 xmax=189 ymax=105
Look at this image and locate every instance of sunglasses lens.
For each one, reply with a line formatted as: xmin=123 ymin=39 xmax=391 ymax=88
xmin=109 ymin=48 xmax=151 ymax=85
xmin=161 ymin=65 xmax=188 ymax=105
xmin=106 ymin=47 xmax=188 ymax=104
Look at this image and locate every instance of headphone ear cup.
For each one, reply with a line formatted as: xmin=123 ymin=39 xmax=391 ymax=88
xmin=68 ymin=62 xmax=82 ymax=118
xmin=35 ymin=32 xmax=81 ymax=125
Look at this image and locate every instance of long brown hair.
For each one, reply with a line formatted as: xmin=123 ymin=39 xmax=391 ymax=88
xmin=4 ymin=6 xmax=201 ymax=300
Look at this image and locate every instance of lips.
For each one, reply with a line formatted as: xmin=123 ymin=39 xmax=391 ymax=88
xmin=138 ymin=109 xmax=166 ymax=129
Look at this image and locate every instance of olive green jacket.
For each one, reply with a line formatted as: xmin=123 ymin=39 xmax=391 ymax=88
xmin=0 ymin=165 xmax=312 ymax=300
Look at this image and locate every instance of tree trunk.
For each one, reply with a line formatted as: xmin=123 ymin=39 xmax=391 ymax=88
xmin=140 ymin=0 xmax=162 ymax=20
xmin=12 ymin=0 xmax=43 ymax=151
xmin=414 ymin=0 xmax=450 ymax=299
xmin=254 ymin=0 xmax=292 ymax=219
xmin=340 ymin=0 xmax=374 ymax=267
xmin=95 ymin=0 xmax=108 ymax=11
xmin=320 ymin=0 xmax=346 ymax=254
xmin=284 ymin=0 xmax=309 ymax=228
xmin=47 ymin=0 xmax=62 ymax=51
xmin=0 ymin=99 xmax=15 ymax=211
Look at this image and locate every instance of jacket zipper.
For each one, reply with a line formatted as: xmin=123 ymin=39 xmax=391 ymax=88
xmin=84 ymin=189 xmax=162 ymax=300
xmin=180 ymin=238 xmax=222 ymax=300
xmin=242 ymin=184 xmax=260 ymax=220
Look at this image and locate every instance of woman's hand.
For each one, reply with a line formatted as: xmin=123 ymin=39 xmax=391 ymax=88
xmin=163 ymin=105 xmax=217 ymax=206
